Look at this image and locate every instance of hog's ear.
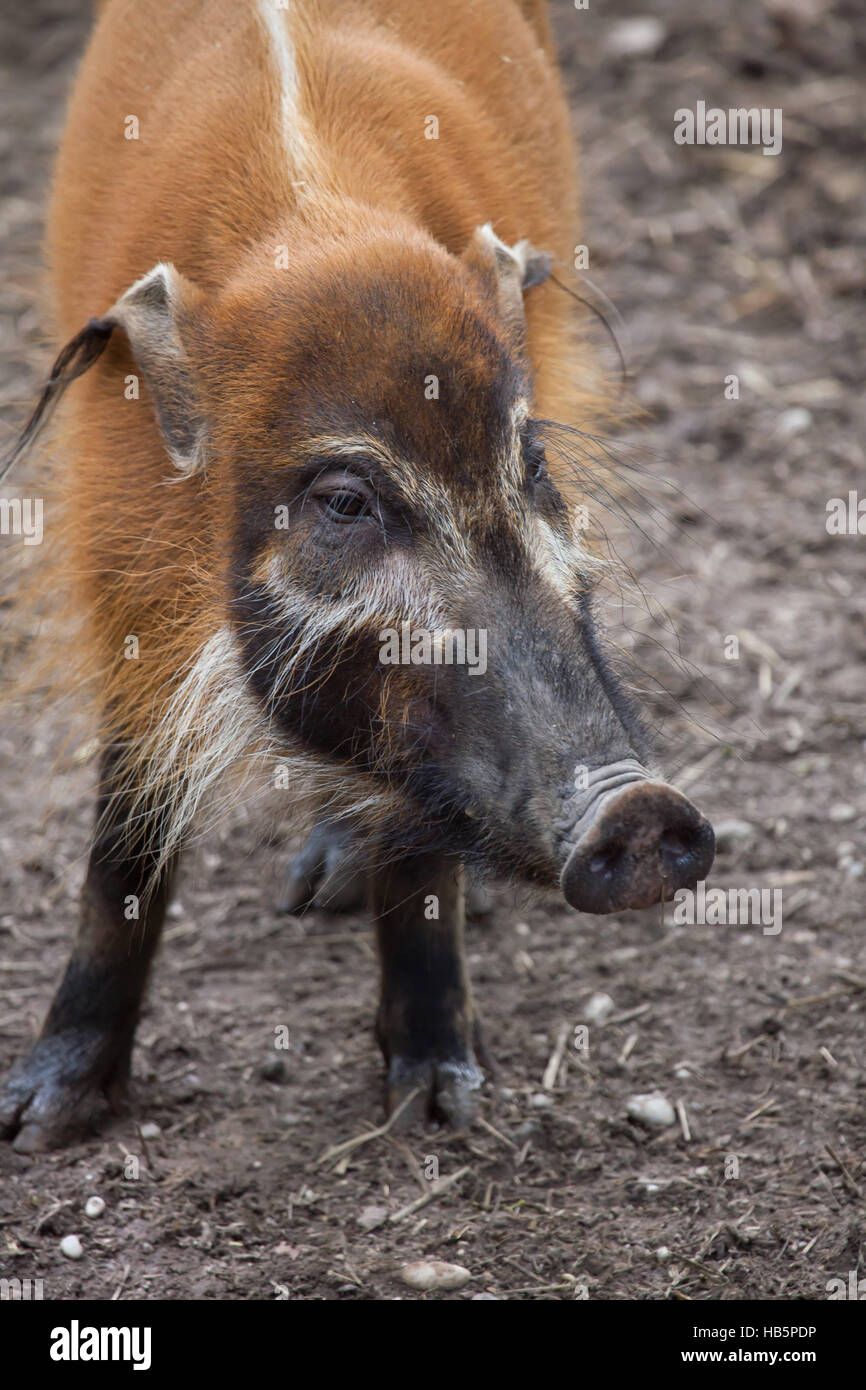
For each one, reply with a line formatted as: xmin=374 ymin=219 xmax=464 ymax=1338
xmin=104 ymin=262 xmax=207 ymax=476
xmin=0 ymin=262 xmax=206 ymax=486
xmin=461 ymin=223 xmax=552 ymax=347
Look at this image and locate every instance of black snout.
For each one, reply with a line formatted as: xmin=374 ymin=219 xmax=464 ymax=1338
xmin=561 ymin=781 xmax=715 ymax=914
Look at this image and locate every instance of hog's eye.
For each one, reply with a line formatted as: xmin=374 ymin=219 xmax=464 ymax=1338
xmin=311 ymin=473 xmax=375 ymax=524
xmin=323 ymin=489 xmax=370 ymax=521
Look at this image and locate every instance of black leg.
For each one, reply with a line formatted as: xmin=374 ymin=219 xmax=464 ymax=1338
xmin=0 ymin=745 xmax=176 ymax=1151
xmin=373 ymin=853 xmax=483 ymax=1128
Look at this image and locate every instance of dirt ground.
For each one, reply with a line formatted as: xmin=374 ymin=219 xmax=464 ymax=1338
xmin=0 ymin=0 xmax=864 ymax=1302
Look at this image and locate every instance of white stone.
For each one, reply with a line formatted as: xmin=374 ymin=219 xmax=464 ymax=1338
xmin=627 ymin=1092 xmax=676 ymax=1128
xmin=777 ymin=407 xmax=812 ymax=435
xmin=60 ymin=1235 xmax=83 ymax=1260
xmin=605 ymin=18 xmax=666 ymax=58
xmin=84 ymin=1196 xmax=105 ymax=1219
xmin=583 ymin=992 xmax=615 ymax=1025
xmin=530 ymin=1092 xmax=554 ymax=1109
xmin=400 ymin=1260 xmax=471 ymax=1291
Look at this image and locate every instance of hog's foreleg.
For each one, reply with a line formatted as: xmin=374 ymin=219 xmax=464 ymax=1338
xmin=373 ymin=853 xmax=484 ymax=1128
xmin=0 ymin=745 xmax=175 ymax=1151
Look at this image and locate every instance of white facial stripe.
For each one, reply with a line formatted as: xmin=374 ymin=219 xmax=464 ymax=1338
xmin=531 ymin=516 xmax=597 ymax=599
xmin=259 ymin=550 xmax=449 ymax=701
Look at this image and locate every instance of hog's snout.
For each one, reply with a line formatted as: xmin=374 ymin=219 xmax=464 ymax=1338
xmin=560 ymin=780 xmax=715 ymax=914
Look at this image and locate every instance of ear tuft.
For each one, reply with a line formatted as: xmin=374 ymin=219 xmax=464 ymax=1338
xmin=514 ymin=240 xmax=553 ymax=291
xmin=0 ymin=318 xmax=116 ymax=483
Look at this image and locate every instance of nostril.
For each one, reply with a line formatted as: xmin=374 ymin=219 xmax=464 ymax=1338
xmin=589 ymin=841 xmax=625 ymax=878
xmin=660 ymin=830 xmax=691 ymax=860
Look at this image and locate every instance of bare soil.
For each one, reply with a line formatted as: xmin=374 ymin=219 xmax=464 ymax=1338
xmin=0 ymin=0 xmax=864 ymax=1301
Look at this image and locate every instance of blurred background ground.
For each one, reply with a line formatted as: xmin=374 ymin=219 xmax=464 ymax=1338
xmin=0 ymin=0 xmax=864 ymax=1300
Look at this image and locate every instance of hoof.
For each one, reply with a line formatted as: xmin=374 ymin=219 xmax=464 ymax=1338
xmin=386 ymin=1055 xmax=484 ymax=1131
xmin=0 ymin=1033 xmax=128 ymax=1153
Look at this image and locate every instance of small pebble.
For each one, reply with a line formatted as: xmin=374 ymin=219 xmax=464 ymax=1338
xmin=656 ymin=1246 xmax=672 ymax=1262
xmin=60 ymin=1235 xmax=83 ymax=1260
xmin=777 ymin=406 xmax=812 ymax=436
xmin=627 ymin=1092 xmax=676 ymax=1128
xmin=471 ymin=1292 xmax=502 ymax=1300
xmin=400 ymin=1259 xmax=471 ymax=1292
xmin=84 ymin=1196 xmax=105 ymax=1220
xmin=583 ymin=991 xmax=615 ymax=1025
xmin=605 ymin=17 xmax=667 ymax=58
xmin=829 ymin=804 xmax=856 ymax=824
xmin=530 ymin=1092 xmax=554 ymax=1109
xmin=139 ymin=1122 xmax=161 ymax=1140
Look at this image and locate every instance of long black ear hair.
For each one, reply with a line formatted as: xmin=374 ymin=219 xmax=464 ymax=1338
xmin=0 ymin=317 xmax=116 ymax=484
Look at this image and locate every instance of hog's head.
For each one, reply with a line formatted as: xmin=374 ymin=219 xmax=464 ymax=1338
xmin=11 ymin=211 xmax=713 ymax=911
